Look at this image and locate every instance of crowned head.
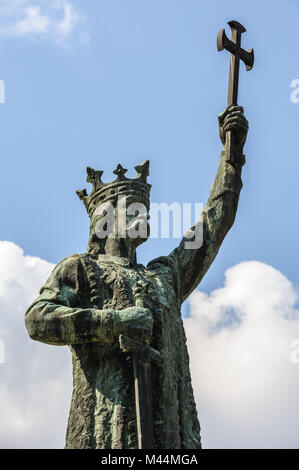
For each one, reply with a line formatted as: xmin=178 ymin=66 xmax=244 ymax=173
xmin=76 ymin=160 xmax=151 ymax=253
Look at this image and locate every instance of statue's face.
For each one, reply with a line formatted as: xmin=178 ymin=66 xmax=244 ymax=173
xmin=91 ymin=195 xmax=150 ymax=247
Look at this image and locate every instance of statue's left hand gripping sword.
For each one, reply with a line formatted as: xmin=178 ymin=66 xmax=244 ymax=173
xmin=217 ymin=20 xmax=254 ymax=165
xmin=119 ymin=281 xmax=161 ymax=449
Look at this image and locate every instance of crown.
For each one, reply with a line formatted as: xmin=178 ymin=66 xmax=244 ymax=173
xmin=76 ymin=160 xmax=151 ymax=218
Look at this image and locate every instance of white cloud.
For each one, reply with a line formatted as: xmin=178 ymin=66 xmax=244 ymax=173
xmin=1 ymin=243 xmax=299 ymax=448
xmin=54 ymin=1 xmax=81 ymax=41
xmin=11 ymin=6 xmax=50 ymax=36
xmin=185 ymin=261 xmax=299 ymax=448
xmin=0 ymin=241 xmax=72 ymax=448
xmin=0 ymin=0 xmax=88 ymax=45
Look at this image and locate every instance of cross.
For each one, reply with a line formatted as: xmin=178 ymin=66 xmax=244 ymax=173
xmin=217 ymin=20 xmax=254 ymax=165
xmin=217 ymin=20 xmax=254 ymax=106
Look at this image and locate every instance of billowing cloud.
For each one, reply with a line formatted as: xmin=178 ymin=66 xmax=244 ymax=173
xmin=0 ymin=0 xmax=88 ymax=45
xmin=0 ymin=241 xmax=72 ymax=448
xmin=0 ymin=243 xmax=299 ymax=448
xmin=185 ymin=261 xmax=299 ymax=448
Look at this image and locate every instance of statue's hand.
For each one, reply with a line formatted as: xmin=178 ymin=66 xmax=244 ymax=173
xmin=218 ymin=105 xmax=248 ymax=150
xmin=114 ymin=306 xmax=153 ymax=343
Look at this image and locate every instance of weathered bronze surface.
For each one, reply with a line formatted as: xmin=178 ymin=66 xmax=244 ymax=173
xmin=25 ymin=24 xmax=252 ymax=449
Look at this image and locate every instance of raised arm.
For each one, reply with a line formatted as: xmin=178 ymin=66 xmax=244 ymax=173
xmin=169 ymin=105 xmax=248 ymax=303
xmin=25 ymin=255 xmax=153 ymax=346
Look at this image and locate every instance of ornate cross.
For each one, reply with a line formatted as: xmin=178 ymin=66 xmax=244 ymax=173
xmin=217 ymin=20 xmax=254 ymax=106
xmin=217 ymin=20 xmax=254 ymax=164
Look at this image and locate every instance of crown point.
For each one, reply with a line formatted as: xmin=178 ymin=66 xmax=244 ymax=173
xmin=113 ymin=164 xmax=128 ymax=180
xmin=76 ymin=189 xmax=87 ymax=200
xmin=135 ymin=160 xmax=150 ymax=181
xmin=86 ymin=167 xmax=103 ymax=183
xmin=86 ymin=167 xmax=104 ymax=194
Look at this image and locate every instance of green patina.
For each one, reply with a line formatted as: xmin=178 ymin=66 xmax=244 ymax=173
xmin=25 ymin=106 xmax=248 ymax=449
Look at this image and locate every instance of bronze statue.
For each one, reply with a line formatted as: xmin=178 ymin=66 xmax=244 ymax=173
xmin=25 ymin=20 xmax=252 ymax=449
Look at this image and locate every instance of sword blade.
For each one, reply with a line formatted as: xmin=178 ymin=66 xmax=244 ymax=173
xmin=133 ymin=350 xmax=154 ymax=449
xmin=119 ymin=334 xmax=160 ymax=449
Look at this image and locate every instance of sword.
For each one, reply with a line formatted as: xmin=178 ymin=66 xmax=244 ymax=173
xmin=119 ymin=281 xmax=161 ymax=449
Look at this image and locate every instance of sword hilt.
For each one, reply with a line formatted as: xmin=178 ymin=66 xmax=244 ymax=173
xmin=133 ymin=281 xmax=149 ymax=308
xmin=119 ymin=281 xmax=159 ymax=363
xmin=119 ymin=334 xmax=161 ymax=367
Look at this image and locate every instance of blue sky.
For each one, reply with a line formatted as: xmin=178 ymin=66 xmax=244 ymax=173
xmin=0 ymin=0 xmax=298 ymax=290
xmin=0 ymin=0 xmax=299 ymax=449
